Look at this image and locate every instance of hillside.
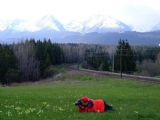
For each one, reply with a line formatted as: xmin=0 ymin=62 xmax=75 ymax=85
xmin=0 ymin=69 xmax=160 ymax=120
xmin=1 ymin=30 xmax=160 ymax=46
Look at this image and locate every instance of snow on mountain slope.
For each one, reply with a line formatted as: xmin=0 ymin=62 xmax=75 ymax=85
xmin=0 ymin=15 xmax=132 ymax=33
xmin=0 ymin=19 xmax=39 ymax=32
xmin=36 ymin=15 xmax=65 ymax=31
xmin=151 ymin=23 xmax=160 ymax=31
xmin=62 ymin=15 xmax=132 ymax=33
xmin=0 ymin=16 xmax=65 ymax=32
xmin=0 ymin=20 xmax=9 ymax=31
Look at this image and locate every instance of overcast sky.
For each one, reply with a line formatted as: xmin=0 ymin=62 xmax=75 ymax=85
xmin=0 ymin=0 xmax=160 ymax=31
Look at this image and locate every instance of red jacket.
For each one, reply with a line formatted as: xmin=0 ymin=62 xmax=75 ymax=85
xmin=79 ymin=99 xmax=105 ymax=112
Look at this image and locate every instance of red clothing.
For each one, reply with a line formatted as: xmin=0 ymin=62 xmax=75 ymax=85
xmin=78 ymin=98 xmax=105 ymax=112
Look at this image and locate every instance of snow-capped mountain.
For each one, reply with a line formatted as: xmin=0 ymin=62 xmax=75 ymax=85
xmin=5 ymin=15 xmax=160 ymax=45
xmin=151 ymin=23 xmax=160 ymax=31
xmin=0 ymin=16 xmax=160 ymax=46
xmin=0 ymin=15 xmax=132 ymax=33
xmin=0 ymin=20 xmax=8 ymax=31
xmin=63 ymin=15 xmax=131 ymax=33
xmin=36 ymin=15 xmax=65 ymax=32
xmin=67 ymin=15 xmax=131 ymax=33
xmin=0 ymin=19 xmax=39 ymax=32
xmin=6 ymin=19 xmax=26 ymax=31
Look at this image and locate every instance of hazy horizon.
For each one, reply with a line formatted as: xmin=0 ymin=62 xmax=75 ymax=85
xmin=0 ymin=0 xmax=160 ymax=32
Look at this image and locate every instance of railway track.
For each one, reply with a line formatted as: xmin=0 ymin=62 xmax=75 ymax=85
xmin=69 ymin=65 xmax=160 ymax=84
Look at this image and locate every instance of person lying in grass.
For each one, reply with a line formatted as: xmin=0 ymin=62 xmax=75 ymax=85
xmin=75 ymin=96 xmax=113 ymax=112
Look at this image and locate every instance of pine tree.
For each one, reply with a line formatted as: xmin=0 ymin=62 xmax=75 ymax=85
xmin=114 ymin=40 xmax=136 ymax=73
xmin=85 ymin=46 xmax=110 ymax=71
xmin=0 ymin=44 xmax=18 ymax=84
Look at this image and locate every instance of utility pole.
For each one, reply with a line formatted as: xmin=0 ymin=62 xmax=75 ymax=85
xmin=112 ymin=54 xmax=114 ymax=72
xmin=120 ymin=45 xmax=122 ymax=78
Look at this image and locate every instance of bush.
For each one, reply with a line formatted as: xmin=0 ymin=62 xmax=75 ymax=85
xmin=137 ymin=60 xmax=160 ymax=76
xmin=5 ymin=69 xmax=20 ymax=84
xmin=80 ymin=61 xmax=93 ymax=69
xmin=43 ymin=66 xmax=56 ymax=78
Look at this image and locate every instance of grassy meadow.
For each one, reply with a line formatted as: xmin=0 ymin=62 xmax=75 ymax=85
xmin=0 ymin=69 xmax=160 ymax=120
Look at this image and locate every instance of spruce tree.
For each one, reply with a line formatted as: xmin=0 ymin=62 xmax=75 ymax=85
xmin=114 ymin=40 xmax=136 ymax=73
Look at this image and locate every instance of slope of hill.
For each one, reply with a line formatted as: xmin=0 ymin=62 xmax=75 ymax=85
xmin=0 ymin=69 xmax=160 ymax=119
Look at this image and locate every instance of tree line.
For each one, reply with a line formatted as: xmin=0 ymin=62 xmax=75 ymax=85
xmin=0 ymin=39 xmax=160 ymax=85
xmin=0 ymin=39 xmax=64 ymax=85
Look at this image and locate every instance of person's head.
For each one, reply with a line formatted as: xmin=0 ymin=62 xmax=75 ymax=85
xmin=75 ymin=99 xmax=86 ymax=109
xmin=81 ymin=96 xmax=89 ymax=102
xmin=81 ymin=96 xmax=89 ymax=106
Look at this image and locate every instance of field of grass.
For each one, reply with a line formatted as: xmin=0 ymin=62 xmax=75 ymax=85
xmin=0 ymin=70 xmax=160 ymax=120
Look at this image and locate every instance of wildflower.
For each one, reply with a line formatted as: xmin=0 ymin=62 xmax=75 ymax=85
xmin=15 ymin=107 xmax=21 ymax=111
xmin=4 ymin=105 xmax=9 ymax=108
xmin=46 ymin=104 xmax=50 ymax=108
xmin=58 ymin=107 xmax=64 ymax=111
xmin=42 ymin=102 xmax=47 ymax=105
xmin=134 ymin=111 xmax=139 ymax=114
xmin=10 ymin=105 xmax=14 ymax=108
xmin=37 ymin=110 xmax=43 ymax=115
xmin=29 ymin=108 xmax=36 ymax=112
xmin=6 ymin=111 xmax=12 ymax=116
xmin=18 ymin=112 xmax=23 ymax=115
xmin=25 ymin=109 xmax=31 ymax=114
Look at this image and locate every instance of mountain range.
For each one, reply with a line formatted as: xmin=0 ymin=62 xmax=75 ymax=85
xmin=0 ymin=15 xmax=160 ymax=46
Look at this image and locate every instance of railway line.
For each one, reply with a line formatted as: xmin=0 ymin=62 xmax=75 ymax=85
xmin=69 ymin=65 xmax=160 ymax=84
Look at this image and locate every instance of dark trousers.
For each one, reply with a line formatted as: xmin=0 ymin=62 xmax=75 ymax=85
xmin=104 ymin=102 xmax=113 ymax=111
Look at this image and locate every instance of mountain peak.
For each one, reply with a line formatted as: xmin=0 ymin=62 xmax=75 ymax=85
xmin=85 ymin=15 xmax=132 ymax=33
xmin=62 ymin=15 xmax=132 ymax=33
xmin=36 ymin=15 xmax=65 ymax=31
xmin=0 ymin=15 xmax=132 ymax=33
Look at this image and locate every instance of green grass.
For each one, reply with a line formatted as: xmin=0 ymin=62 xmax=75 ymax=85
xmin=0 ymin=72 xmax=160 ymax=120
xmin=156 ymin=75 xmax=160 ymax=79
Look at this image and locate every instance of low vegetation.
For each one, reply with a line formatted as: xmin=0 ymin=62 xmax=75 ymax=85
xmin=0 ymin=70 xmax=160 ymax=120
